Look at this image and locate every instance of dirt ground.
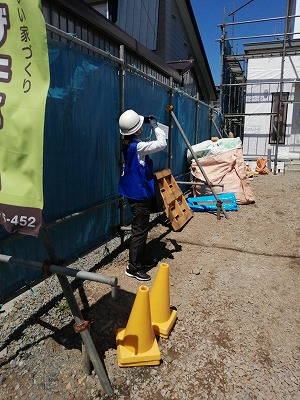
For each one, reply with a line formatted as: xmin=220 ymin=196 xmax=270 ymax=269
xmin=0 ymin=172 xmax=299 ymax=399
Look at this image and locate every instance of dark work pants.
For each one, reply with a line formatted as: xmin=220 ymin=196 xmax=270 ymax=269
xmin=128 ymin=198 xmax=151 ymax=269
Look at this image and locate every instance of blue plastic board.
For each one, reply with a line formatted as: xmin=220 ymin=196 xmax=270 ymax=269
xmin=187 ymin=193 xmax=238 ymax=212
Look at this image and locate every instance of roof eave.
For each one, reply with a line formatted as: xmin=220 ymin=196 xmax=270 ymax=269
xmin=175 ymin=0 xmax=217 ymax=101
xmin=50 ymin=0 xmax=183 ymax=83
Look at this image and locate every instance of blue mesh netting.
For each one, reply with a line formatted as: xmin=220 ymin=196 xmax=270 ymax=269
xmin=0 ymin=39 xmax=217 ymax=303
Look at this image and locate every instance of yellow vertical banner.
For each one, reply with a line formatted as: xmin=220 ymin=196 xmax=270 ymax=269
xmin=0 ymin=0 xmax=49 ymax=236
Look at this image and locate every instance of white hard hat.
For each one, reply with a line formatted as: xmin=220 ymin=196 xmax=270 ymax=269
xmin=119 ymin=109 xmax=144 ymax=135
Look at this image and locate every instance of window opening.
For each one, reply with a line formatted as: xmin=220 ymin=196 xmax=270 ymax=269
xmin=85 ymin=1 xmax=118 ymax=23
xmin=269 ymin=92 xmax=289 ymax=144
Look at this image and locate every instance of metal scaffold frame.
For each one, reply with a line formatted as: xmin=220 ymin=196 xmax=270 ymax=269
xmin=217 ymin=0 xmax=299 ymax=174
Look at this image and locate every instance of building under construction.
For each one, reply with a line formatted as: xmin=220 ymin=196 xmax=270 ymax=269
xmin=219 ymin=0 xmax=300 ymax=174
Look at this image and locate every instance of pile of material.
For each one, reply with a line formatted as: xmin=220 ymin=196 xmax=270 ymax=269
xmin=255 ymin=158 xmax=271 ymax=175
xmin=188 ymin=138 xmax=255 ymax=205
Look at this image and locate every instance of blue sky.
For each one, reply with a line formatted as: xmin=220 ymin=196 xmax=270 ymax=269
xmin=190 ymin=0 xmax=289 ymax=85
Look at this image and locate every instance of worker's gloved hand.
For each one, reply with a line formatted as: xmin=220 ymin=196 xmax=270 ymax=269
xmin=143 ymin=115 xmax=158 ymax=128
xmin=149 ymin=115 xmax=158 ymax=128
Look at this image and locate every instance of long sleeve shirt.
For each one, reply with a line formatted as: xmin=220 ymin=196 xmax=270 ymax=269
xmin=136 ymin=126 xmax=167 ymax=165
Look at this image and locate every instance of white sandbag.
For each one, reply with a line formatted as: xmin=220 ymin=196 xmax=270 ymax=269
xmin=187 ymin=138 xmax=242 ymax=164
xmin=190 ymin=147 xmax=255 ymax=205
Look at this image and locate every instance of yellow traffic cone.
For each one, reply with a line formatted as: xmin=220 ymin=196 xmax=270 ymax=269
xmin=116 ymin=285 xmax=161 ymax=367
xmin=150 ymin=263 xmax=177 ymax=338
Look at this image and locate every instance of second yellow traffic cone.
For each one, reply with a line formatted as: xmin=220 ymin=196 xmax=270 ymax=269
xmin=150 ymin=263 xmax=177 ymax=338
xmin=116 ymin=285 xmax=161 ymax=367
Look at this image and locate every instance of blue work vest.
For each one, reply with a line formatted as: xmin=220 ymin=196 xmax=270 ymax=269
xmin=118 ymin=141 xmax=155 ymax=200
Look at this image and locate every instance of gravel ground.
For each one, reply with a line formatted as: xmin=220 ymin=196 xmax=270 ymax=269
xmin=0 ymin=172 xmax=299 ymax=400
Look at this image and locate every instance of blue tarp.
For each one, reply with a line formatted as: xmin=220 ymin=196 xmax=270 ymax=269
xmin=187 ymin=193 xmax=238 ymax=212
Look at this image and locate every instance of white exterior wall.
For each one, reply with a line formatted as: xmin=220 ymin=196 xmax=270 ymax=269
xmin=293 ymin=0 xmax=300 ymax=39
xmin=243 ymin=55 xmax=300 ymax=169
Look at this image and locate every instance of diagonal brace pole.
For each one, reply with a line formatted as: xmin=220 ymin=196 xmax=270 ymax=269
xmin=56 ymin=274 xmax=113 ymax=395
xmin=0 ymin=253 xmax=114 ymax=396
xmin=210 ymin=115 xmax=229 ymax=138
xmin=166 ymin=105 xmax=229 ymax=220
xmin=39 ymin=225 xmax=114 ymax=395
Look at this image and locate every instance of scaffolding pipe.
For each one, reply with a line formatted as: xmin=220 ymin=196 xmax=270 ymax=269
xmin=176 ymin=181 xmax=224 ymax=188
xmin=0 ymin=254 xmax=118 ymax=297
xmin=219 ymin=22 xmax=226 ymax=127
xmin=0 ymin=198 xmax=120 ymax=249
xmin=194 ymin=93 xmax=200 ymax=144
xmin=225 ymin=50 xmax=300 ymax=60
xmin=0 ymin=22 xmax=221 ymax=254
xmin=218 ymin=31 xmax=296 ymax=42
xmin=0 ymin=253 xmax=115 ymax=394
xmin=119 ymin=44 xmax=126 ymax=250
xmin=219 ymin=14 xmax=300 ymax=27
xmin=228 ymin=0 xmax=254 ymax=18
xmin=46 ymin=23 xmax=122 ymax=64
xmin=168 ymin=79 xmax=174 ymax=170
xmin=212 ymin=116 xmax=228 ymax=138
xmin=225 ymin=112 xmax=278 ymax=117
xmin=218 ymin=1 xmax=299 ymax=174
xmin=274 ymin=0 xmax=292 ymax=175
xmin=40 ymin=225 xmax=115 ymax=394
xmin=166 ymin=105 xmax=229 ymax=220
xmin=221 ymin=80 xmax=298 ymax=86
xmin=47 ymin=198 xmax=120 ymax=229
xmin=46 ymin=23 xmax=216 ymax=113
xmin=57 ymin=274 xmax=114 ymax=395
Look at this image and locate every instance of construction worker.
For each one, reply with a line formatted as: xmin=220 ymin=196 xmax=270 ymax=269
xmin=118 ymin=109 xmax=167 ymax=281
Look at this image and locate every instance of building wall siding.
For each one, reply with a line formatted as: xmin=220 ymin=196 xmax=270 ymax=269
xmin=116 ymin=0 xmax=159 ymax=50
xmin=156 ymin=0 xmax=192 ymax=62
